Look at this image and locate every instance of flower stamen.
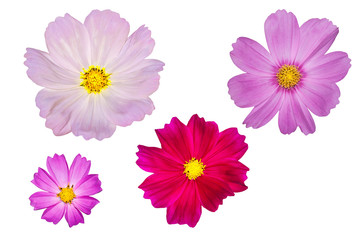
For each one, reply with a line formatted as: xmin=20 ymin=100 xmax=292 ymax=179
xmin=57 ymin=185 xmax=76 ymax=204
xmin=183 ymin=158 xmax=205 ymax=180
xmin=277 ymin=65 xmax=301 ymax=89
xmin=80 ymin=65 xmax=111 ymax=93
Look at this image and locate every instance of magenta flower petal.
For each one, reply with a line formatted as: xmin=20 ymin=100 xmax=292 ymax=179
xmin=32 ymin=168 xmax=59 ymax=193
xmin=303 ymin=52 xmax=351 ymax=83
xmin=41 ymin=202 xmax=66 ymax=224
xmin=230 ymin=37 xmax=275 ymax=76
xmin=30 ymin=192 xmax=60 ymax=210
xmin=45 ymin=14 xmax=91 ymax=72
xmin=137 ymin=115 xmax=249 ymax=227
xmin=228 ymin=10 xmax=350 ymax=134
xmin=166 ymin=181 xmax=202 ymax=228
xmin=24 ymin=48 xmax=79 ymax=88
xmin=186 ymin=114 xmax=219 ymax=160
xmin=46 ymin=154 xmax=69 ymax=187
xmin=243 ymin=89 xmax=284 ymax=129
xmin=84 ymin=10 xmax=130 ymax=67
xmin=72 ymin=196 xmax=99 ymax=215
xmin=296 ymin=18 xmax=338 ymax=65
xmin=25 ymin=10 xmax=164 ymax=140
xmin=205 ymin=161 xmax=249 ymax=192
xmin=136 ymin=146 xmax=183 ymax=173
xmin=74 ymin=174 xmax=102 ymax=196
xmin=196 ymin=176 xmax=234 ymax=212
xmin=155 ymin=117 xmax=193 ymax=163
xmin=228 ymin=73 xmax=278 ymax=108
xmin=139 ymin=173 xmax=186 ymax=208
xmin=265 ymin=10 xmax=300 ymax=65
xmin=65 ymin=204 xmax=84 ymax=227
xmin=69 ymin=154 xmax=91 ymax=185
xmin=30 ymin=154 xmax=101 ymax=227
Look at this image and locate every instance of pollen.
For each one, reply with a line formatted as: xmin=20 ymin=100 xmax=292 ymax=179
xmin=276 ymin=65 xmax=301 ymax=89
xmin=80 ymin=65 xmax=111 ymax=93
xmin=183 ymin=158 xmax=205 ymax=180
xmin=57 ymin=185 xmax=76 ymax=204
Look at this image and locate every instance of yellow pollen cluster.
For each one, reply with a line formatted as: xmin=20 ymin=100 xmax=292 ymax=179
xmin=80 ymin=65 xmax=111 ymax=93
xmin=183 ymin=158 xmax=206 ymax=180
xmin=276 ymin=65 xmax=301 ymax=89
xmin=57 ymin=185 xmax=76 ymax=204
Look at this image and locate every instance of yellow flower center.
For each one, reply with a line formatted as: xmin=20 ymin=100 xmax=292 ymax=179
xmin=276 ymin=65 xmax=301 ymax=89
xmin=183 ymin=158 xmax=205 ymax=180
xmin=57 ymin=185 xmax=76 ymax=204
xmin=80 ymin=65 xmax=111 ymax=93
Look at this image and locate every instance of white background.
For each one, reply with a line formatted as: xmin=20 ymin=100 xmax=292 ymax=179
xmin=1 ymin=0 xmax=360 ymax=239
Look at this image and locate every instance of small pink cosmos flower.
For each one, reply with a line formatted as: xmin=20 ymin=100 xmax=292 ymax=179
xmin=137 ymin=114 xmax=249 ymax=227
xmin=29 ymin=154 xmax=102 ymax=227
xmin=25 ymin=10 xmax=164 ymax=140
xmin=228 ymin=10 xmax=351 ymax=135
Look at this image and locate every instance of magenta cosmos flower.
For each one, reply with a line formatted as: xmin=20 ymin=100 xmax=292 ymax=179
xmin=137 ymin=114 xmax=249 ymax=227
xmin=25 ymin=10 xmax=164 ymax=140
xmin=29 ymin=154 xmax=101 ymax=227
xmin=228 ymin=10 xmax=351 ymax=135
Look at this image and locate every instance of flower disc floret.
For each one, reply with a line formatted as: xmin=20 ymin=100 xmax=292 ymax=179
xmin=80 ymin=65 xmax=111 ymax=94
xmin=183 ymin=158 xmax=205 ymax=180
xmin=277 ymin=65 xmax=301 ymax=89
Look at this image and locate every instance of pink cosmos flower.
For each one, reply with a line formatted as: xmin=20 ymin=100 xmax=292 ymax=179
xmin=137 ymin=114 xmax=249 ymax=227
xmin=228 ymin=10 xmax=351 ymax=135
xmin=25 ymin=10 xmax=164 ymax=140
xmin=29 ymin=154 xmax=102 ymax=227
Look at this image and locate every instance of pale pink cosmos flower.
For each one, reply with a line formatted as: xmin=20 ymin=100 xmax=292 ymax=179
xmin=25 ymin=10 xmax=164 ymax=140
xmin=29 ymin=154 xmax=101 ymax=227
xmin=137 ymin=114 xmax=249 ymax=227
xmin=228 ymin=10 xmax=351 ymax=134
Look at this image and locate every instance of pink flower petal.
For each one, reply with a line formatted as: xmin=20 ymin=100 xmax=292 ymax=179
xmin=74 ymin=174 xmax=102 ymax=196
xmin=46 ymin=154 xmax=69 ymax=187
xmin=136 ymin=146 xmax=183 ymax=173
xmin=84 ymin=10 xmax=130 ymax=67
xmin=203 ymin=128 xmax=248 ymax=165
xmin=291 ymin=94 xmax=316 ymax=135
xmin=107 ymin=25 xmax=155 ymax=73
xmin=297 ymin=80 xmax=340 ymax=117
xmin=65 ymin=204 xmax=84 ymax=227
xmin=196 ymin=175 xmax=234 ymax=212
xmin=71 ymin=95 xmax=116 ymax=140
xmin=186 ymin=114 xmax=219 ymax=160
xmin=24 ymin=48 xmax=79 ymax=88
xmin=139 ymin=173 xmax=187 ymax=208
xmin=228 ymin=73 xmax=278 ymax=108
xmin=296 ymin=18 xmax=338 ymax=65
xmin=102 ymin=91 xmax=154 ymax=127
xmin=278 ymin=90 xmax=298 ymax=134
xmin=69 ymin=154 xmax=91 ymax=186
xmin=29 ymin=192 xmax=60 ymax=210
xmin=32 ymin=168 xmax=59 ymax=193
xmin=230 ymin=37 xmax=275 ymax=75
xmin=155 ymin=117 xmax=194 ymax=163
xmin=303 ymin=51 xmax=351 ymax=83
xmin=205 ymin=161 xmax=249 ymax=193
xmin=45 ymin=13 xmax=90 ymax=72
xmin=72 ymin=196 xmax=99 ymax=215
xmin=110 ymin=59 xmax=164 ymax=99
xmin=166 ymin=181 xmax=202 ymax=228
xmin=41 ymin=202 xmax=66 ymax=224
xmin=243 ymin=88 xmax=284 ymax=129
xmin=36 ymin=88 xmax=87 ymax=136
xmin=265 ymin=10 xmax=300 ymax=66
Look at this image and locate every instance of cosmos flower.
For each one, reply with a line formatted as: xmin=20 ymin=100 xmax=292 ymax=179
xmin=25 ymin=10 xmax=164 ymax=140
xmin=228 ymin=10 xmax=351 ymax=134
xmin=29 ymin=154 xmax=102 ymax=227
xmin=137 ymin=114 xmax=249 ymax=227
